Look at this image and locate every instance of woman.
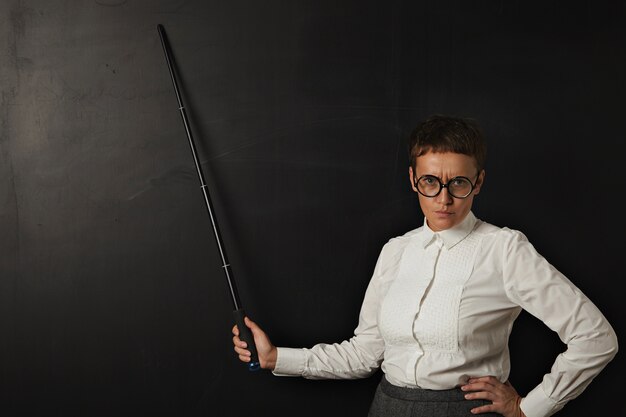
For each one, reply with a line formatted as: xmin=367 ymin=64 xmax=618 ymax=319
xmin=232 ymin=114 xmax=618 ymax=417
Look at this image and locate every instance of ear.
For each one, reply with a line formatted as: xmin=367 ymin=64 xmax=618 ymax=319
xmin=409 ymin=166 xmax=418 ymax=193
xmin=473 ymin=169 xmax=486 ymax=195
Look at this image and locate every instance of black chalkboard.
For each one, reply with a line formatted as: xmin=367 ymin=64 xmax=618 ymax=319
xmin=0 ymin=1 xmax=623 ymax=417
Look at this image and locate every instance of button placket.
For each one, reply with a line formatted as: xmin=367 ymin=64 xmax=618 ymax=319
xmin=410 ymin=236 xmax=443 ymax=384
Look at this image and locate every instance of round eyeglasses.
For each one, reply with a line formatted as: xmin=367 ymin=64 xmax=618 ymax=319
xmin=414 ymin=174 xmax=479 ymax=199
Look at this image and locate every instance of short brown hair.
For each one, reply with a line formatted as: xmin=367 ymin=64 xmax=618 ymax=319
xmin=408 ymin=114 xmax=486 ymax=171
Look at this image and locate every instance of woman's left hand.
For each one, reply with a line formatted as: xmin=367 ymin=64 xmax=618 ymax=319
xmin=461 ymin=376 xmax=526 ymax=417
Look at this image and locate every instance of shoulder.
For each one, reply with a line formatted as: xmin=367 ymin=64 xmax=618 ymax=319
xmin=473 ymin=218 xmax=542 ymax=263
xmin=386 ymin=225 xmax=424 ymax=247
xmin=368 ymin=226 xmax=425 ymax=280
xmin=376 ymin=225 xmax=425 ymax=261
xmin=474 ymin=218 xmax=529 ymax=244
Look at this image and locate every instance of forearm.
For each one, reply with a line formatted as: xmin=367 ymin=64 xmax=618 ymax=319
xmin=273 ymin=334 xmax=384 ymax=379
xmin=520 ymin=320 xmax=618 ymax=417
xmin=503 ymin=232 xmax=619 ymax=417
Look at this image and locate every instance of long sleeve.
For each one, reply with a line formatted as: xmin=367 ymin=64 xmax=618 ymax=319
xmin=501 ymin=231 xmax=618 ymax=417
xmin=272 ymin=248 xmax=388 ymax=379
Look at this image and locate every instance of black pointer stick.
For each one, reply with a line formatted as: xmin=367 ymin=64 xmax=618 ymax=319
xmin=157 ymin=24 xmax=260 ymax=371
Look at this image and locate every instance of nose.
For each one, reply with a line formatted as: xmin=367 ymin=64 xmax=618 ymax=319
xmin=435 ymin=186 xmax=453 ymax=204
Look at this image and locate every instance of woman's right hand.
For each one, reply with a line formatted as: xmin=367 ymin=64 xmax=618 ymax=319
xmin=232 ymin=316 xmax=278 ymax=371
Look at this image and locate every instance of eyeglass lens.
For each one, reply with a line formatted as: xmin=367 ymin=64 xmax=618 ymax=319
xmin=417 ymin=175 xmax=473 ymax=198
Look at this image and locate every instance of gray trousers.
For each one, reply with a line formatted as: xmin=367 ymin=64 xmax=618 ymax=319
xmin=368 ymin=376 xmax=502 ymax=417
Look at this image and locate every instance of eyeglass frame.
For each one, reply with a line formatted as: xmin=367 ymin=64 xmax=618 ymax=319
xmin=413 ymin=172 xmax=481 ymax=199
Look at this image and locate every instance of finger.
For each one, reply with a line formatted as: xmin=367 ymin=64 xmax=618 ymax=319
xmin=234 ymin=345 xmax=251 ymax=356
xmin=244 ymin=316 xmax=261 ymax=334
xmin=468 ymin=376 xmax=498 ymax=385
xmin=462 ymin=382 xmax=495 ymax=393
xmin=232 ymin=335 xmax=247 ymax=348
xmin=232 ymin=325 xmax=239 ymax=336
xmin=238 ymin=354 xmax=251 ymax=362
xmin=464 ymin=391 xmax=496 ymax=402
xmin=470 ymin=404 xmax=497 ymax=414
xmin=245 ymin=316 xmax=270 ymax=342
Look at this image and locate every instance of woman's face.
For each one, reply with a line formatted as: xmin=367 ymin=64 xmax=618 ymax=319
xmin=409 ymin=151 xmax=485 ymax=231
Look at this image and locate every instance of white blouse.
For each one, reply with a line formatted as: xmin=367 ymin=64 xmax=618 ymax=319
xmin=273 ymin=212 xmax=618 ymax=417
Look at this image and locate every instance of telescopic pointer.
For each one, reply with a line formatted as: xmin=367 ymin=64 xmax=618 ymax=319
xmin=157 ymin=24 xmax=260 ymax=371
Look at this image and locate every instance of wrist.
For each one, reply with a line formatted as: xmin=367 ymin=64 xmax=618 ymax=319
xmin=263 ymin=347 xmax=277 ymax=371
xmin=516 ymin=396 xmax=526 ymax=417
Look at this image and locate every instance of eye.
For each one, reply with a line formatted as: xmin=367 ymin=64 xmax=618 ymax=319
xmin=420 ymin=175 xmax=438 ymax=185
xmin=450 ymin=178 xmax=467 ymax=187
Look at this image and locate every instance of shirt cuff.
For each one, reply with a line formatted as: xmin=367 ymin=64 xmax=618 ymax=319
xmin=520 ymin=385 xmax=562 ymax=417
xmin=272 ymin=347 xmax=307 ymax=377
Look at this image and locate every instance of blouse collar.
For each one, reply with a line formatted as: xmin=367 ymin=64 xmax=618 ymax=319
xmin=422 ymin=211 xmax=477 ymax=250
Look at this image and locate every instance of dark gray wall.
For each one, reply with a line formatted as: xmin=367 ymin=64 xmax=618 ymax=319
xmin=0 ymin=1 xmax=623 ymax=416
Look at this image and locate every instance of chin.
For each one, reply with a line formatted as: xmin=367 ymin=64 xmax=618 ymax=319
xmin=428 ymin=217 xmax=457 ymax=231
